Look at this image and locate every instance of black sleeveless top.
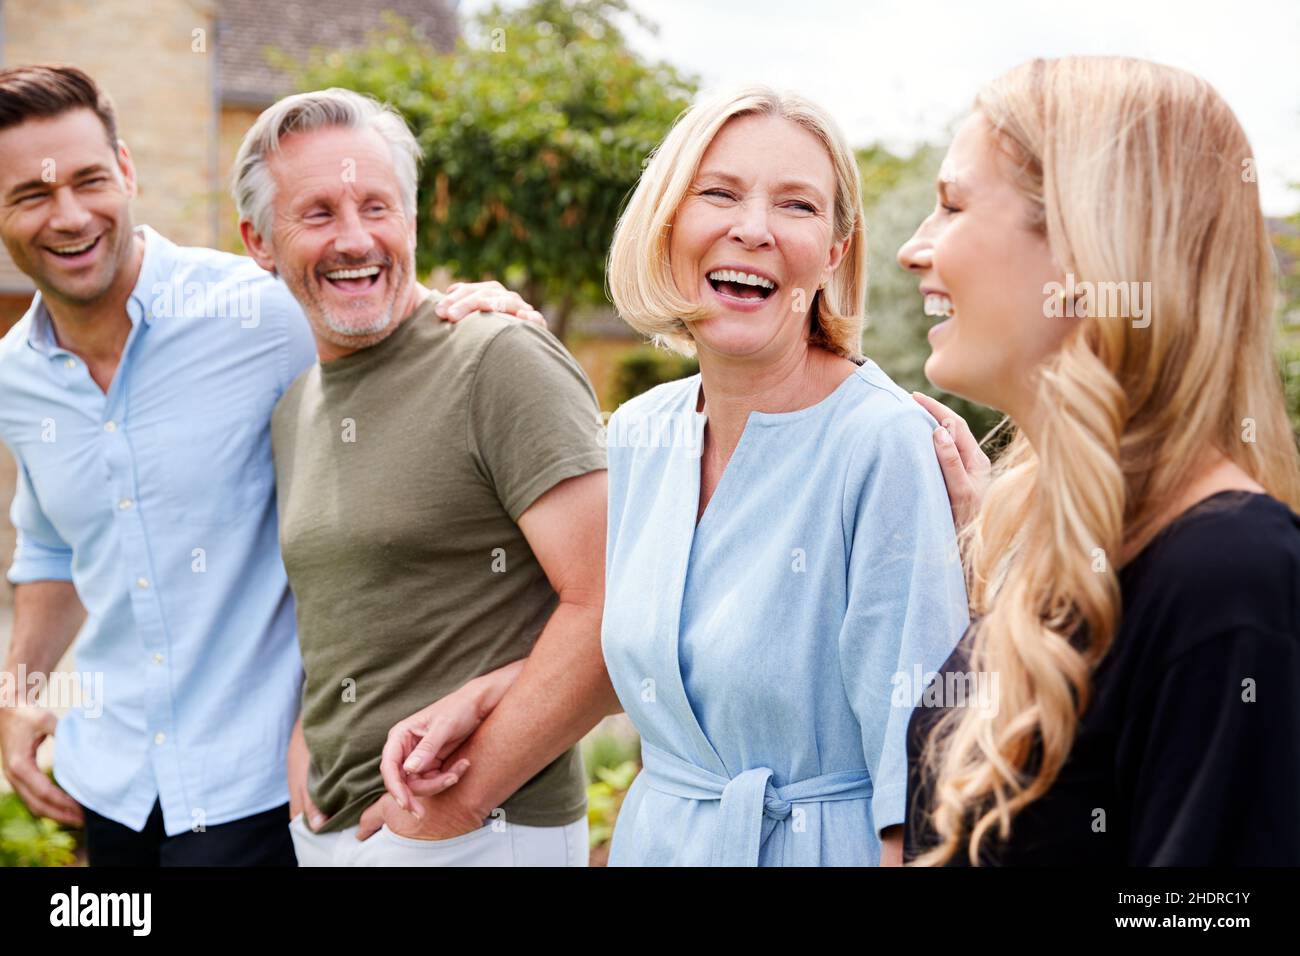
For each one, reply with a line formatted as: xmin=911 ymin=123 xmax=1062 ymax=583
xmin=904 ymin=491 xmax=1300 ymax=865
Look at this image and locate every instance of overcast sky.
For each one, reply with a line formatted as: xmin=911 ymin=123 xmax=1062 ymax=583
xmin=464 ymin=0 xmax=1300 ymax=214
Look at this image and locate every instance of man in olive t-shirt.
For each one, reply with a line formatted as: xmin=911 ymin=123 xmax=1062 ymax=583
xmin=238 ymin=89 xmax=617 ymax=865
xmin=273 ymin=291 xmax=605 ymax=831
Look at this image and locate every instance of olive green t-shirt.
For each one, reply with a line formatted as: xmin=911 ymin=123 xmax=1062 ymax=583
xmin=271 ymin=292 xmax=607 ymax=832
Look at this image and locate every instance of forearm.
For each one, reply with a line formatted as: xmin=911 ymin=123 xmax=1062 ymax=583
xmin=881 ymin=826 xmax=904 ymax=866
xmin=450 ymin=599 xmax=616 ymax=818
xmin=466 ymin=658 xmax=527 ymax=720
xmin=5 ymin=581 xmax=84 ymax=676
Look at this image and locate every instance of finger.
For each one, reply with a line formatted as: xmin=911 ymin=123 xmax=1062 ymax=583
xmin=434 ymin=282 xmax=477 ymax=317
xmin=13 ymin=779 xmax=82 ymax=826
xmin=406 ymin=758 xmax=470 ymax=796
xmin=303 ymin=791 xmax=328 ymax=832
xmin=522 ymin=309 xmax=547 ymax=329
xmin=9 ymin=757 xmax=81 ymax=819
xmin=468 ymin=290 xmax=529 ymax=319
xmin=356 ymin=800 xmax=385 ymax=841
xmin=403 ymin=725 xmax=454 ymax=776
xmin=380 ymin=728 xmax=417 ymax=813
xmin=440 ymin=281 xmax=507 ymax=315
xmin=932 ymin=426 xmax=977 ymax=523
xmin=912 ymin=392 xmax=984 ymax=474
xmin=910 ymin=390 xmax=951 ymax=418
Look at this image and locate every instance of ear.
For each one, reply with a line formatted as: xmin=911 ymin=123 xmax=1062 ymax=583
xmin=240 ymin=219 xmax=277 ymax=275
xmin=115 ymin=139 xmax=138 ymax=200
xmin=822 ymin=235 xmax=850 ymax=285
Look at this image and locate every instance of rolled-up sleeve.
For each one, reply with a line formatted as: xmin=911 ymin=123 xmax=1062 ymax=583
xmin=7 ymin=457 xmax=73 ymax=584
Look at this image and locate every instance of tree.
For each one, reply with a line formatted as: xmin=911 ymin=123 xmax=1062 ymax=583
xmin=289 ymin=1 xmax=697 ymax=341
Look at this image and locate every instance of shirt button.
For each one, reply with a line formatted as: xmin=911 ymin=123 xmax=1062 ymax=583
xmin=153 ymin=653 xmax=164 ymax=665
xmin=118 ymin=498 xmax=133 ymax=510
xmin=64 ymin=358 xmax=76 ymax=369
xmin=154 ymin=733 xmax=166 ymax=746
xmin=136 ymin=577 xmax=150 ymax=589
xmin=104 ymin=421 xmax=117 ymax=433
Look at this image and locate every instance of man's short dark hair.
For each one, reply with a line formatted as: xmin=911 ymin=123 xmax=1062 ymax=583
xmin=0 ymin=64 xmax=118 ymax=146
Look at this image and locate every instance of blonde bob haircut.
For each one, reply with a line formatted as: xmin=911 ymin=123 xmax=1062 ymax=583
xmin=607 ymin=85 xmax=867 ymax=359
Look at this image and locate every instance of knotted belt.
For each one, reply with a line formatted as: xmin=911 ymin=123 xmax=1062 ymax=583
xmin=639 ymin=739 xmax=874 ymax=866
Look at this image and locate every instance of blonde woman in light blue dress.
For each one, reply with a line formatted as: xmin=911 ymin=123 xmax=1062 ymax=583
xmin=599 ymin=87 xmax=969 ymax=866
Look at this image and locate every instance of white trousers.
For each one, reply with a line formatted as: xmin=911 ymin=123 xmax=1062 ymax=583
xmin=289 ymin=813 xmax=588 ymax=867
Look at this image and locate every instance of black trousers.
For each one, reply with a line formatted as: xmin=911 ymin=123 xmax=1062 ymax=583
xmin=83 ymin=799 xmax=297 ymax=866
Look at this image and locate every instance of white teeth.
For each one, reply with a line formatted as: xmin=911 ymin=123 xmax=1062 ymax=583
xmin=923 ymin=293 xmax=954 ymax=317
xmin=324 ymin=266 xmax=381 ymax=280
xmin=708 ymin=269 xmax=775 ymax=290
xmin=50 ymin=237 xmax=96 ymax=254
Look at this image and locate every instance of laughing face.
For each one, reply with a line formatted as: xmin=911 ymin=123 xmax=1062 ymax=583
xmin=244 ymin=124 xmax=419 ymax=359
xmin=669 ymin=113 xmax=846 ymax=362
xmin=897 ymin=112 xmax=1071 ymax=414
xmin=0 ymin=108 xmax=138 ymax=308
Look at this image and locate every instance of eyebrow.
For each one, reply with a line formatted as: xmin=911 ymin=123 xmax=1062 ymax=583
xmin=287 ymin=183 xmax=399 ymax=213
xmin=695 ymin=168 xmax=830 ymax=203
xmin=6 ymin=164 xmax=111 ymax=199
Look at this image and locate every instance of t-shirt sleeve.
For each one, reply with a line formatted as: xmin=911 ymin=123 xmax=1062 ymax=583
xmin=836 ymin=404 xmax=971 ymax=835
xmin=466 ymin=321 xmax=608 ymax=522
xmin=1127 ymin=626 xmax=1300 ymax=865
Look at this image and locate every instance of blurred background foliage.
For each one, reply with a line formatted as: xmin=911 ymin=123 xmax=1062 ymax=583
xmin=287 ymin=0 xmax=697 ymax=343
xmin=0 ymin=786 xmax=78 ymax=867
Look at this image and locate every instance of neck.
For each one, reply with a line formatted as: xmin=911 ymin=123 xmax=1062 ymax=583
xmin=695 ymin=340 xmax=848 ymax=455
xmin=43 ymin=231 xmax=145 ymax=365
xmin=1120 ymin=450 xmax=1266 ymax=563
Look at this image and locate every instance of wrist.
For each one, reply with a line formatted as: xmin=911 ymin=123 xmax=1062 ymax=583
xmin=468 ymin=660 xmax=524 ymax=720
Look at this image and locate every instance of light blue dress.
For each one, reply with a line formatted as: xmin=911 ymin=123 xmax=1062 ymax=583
xmin=601 ymin=358 xmax=970 ymax=866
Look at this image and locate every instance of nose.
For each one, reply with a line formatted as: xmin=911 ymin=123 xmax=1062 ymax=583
xmin=897 ymin=221 xmax=935 ymax=274
xmin=727 ymin=197 xmax=774 ymax=250
xmin=48 ymin=186 xmax=93 ymax=235
xmin=333 ymin=203 xmax=376 ymax=259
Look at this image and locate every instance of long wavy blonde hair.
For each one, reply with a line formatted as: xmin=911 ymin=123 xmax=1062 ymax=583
xmin=915 ymin=56 xmax=1300 ymax=866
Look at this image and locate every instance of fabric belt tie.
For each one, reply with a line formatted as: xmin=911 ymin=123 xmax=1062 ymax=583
xmin=639 ymin=739 xmax=873 ymax=866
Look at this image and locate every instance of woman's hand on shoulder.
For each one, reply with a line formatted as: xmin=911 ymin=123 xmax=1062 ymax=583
xmin=911 ymin=391 xmax=991 ymax=529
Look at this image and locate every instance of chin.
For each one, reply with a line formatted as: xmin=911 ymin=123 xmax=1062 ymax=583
xmin=923 ymin=351 xmax=966 ymax=399
xmin=692 ymin=317 xmax=786 ymax=359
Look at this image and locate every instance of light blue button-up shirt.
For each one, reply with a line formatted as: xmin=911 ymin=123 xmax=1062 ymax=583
xmin=0 ymin=225 xmax=316 ymax=836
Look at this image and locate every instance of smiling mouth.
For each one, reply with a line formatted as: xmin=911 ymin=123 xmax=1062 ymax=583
xmin=707 ymin=269 xmax=777 ymax=302
xmin=923 ymin=293 xmax=955 ymax=318
xmin=46 ymin=234 xmax=102 ymax=258
xmin=321 ymin=264 xmax=383 ymax=292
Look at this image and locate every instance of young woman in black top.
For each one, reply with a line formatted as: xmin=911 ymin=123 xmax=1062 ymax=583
xmin=896 ymin=56 xmax=1300 ymax=866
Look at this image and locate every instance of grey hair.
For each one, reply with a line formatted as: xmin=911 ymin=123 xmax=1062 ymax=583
xmin=232 ymin=87 xmax=421 ymax=241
